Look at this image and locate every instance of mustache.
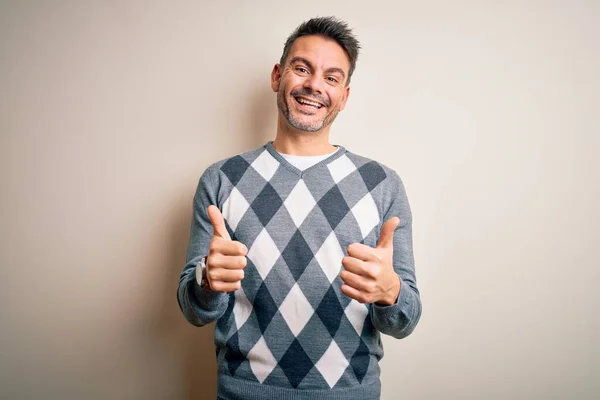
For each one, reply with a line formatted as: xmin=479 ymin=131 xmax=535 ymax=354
xmin=290 ymin=88 xmax=329 ymax=107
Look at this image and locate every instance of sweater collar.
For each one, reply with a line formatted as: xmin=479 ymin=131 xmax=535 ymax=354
xmin=264 ymin=141 xmax=347 ymax=177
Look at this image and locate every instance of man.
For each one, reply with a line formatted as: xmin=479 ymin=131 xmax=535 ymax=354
xmin=177 ymin=16 xmax=421 ymax=400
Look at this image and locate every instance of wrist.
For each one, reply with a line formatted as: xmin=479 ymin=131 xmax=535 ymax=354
xmin=376 ymin=274 xmax=401 ymax=306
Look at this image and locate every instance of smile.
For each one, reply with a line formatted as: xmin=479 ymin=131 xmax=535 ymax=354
xmin=294 ymin=96 xmax=324 ymax=109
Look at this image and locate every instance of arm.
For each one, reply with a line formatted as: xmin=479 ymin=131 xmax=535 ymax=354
xmin=177 ymin=165 xmax=229 ymax=327
xmin=370 ymin=172 xmax=422 ymax=339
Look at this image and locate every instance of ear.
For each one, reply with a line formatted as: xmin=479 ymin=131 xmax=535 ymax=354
xmin=339 ymin=85 xmax=351 ymax=112
xmin=271 ymin=64 xmax=282 ymax=92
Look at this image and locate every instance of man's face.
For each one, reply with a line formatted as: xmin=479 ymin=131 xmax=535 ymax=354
xmin=272 ymin=35 xmax=351 ymax=133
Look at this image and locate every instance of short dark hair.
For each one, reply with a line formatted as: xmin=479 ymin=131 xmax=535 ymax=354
xmin=279 ymin=16 xmax=361 ymax=85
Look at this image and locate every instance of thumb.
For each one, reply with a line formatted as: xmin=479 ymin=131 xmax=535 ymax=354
xmin=377 ymin=217 xmax=400 ymax=249
xmin=207 ymin=205 xmax=231 ymax=240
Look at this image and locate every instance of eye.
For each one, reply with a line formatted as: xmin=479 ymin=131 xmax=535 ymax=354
xmin=327 ymin=76 xmax=339 ymax=83
xmin=296 ymin=66 xmax=309 ymax=74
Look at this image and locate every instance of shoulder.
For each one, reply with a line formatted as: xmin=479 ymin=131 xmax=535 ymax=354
xmin=343 ymin=150 xmax=404 ymax=190
xmin=342 ymin=149 xmax=410 ymax=218
xmin=201 ymin=145 xmax=269 ymax=184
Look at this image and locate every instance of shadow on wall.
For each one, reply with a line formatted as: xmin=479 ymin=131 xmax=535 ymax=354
xmin=156 ymin=82 xmax=277 ymax=400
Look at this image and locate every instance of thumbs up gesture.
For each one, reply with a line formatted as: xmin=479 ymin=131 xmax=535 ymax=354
xmin=205 ymin=205 xmax=248 ymax=292
xmin=340 ymin=217 xmax=402 ymax=306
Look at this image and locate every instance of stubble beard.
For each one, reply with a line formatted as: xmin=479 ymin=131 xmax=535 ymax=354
xmin=277 ymin=88 xmax=340 ymax=133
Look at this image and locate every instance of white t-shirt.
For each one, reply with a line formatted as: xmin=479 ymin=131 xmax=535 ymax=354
xmin=279 ymin=147 xmax=340 ymax=171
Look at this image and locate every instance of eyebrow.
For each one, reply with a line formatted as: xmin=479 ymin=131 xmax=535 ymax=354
xmin=289 ymin=56 xmax=347 ymax=80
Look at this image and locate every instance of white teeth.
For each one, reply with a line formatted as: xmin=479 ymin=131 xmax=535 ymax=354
xmin=296 ymin=97 xmax=322 ymax=108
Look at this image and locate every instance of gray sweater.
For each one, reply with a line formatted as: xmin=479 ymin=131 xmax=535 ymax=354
xmin=177 ymin=142 xmax=421 ymax=400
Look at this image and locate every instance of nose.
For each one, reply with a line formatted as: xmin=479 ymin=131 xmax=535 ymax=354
xmin=303 ymin=72 xmax=325 ymax=94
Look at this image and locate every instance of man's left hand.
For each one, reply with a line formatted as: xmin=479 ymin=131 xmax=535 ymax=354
xmin=340 ymin=217 xmax=402 ymax=306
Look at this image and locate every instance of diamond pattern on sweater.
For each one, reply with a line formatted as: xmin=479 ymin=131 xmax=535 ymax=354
xmin=234 ymin=312 xmax=263 ymax=354
xmin=225 ymin=332 xmax=244 ymax=376
xmin=264 ymin=206 xmax=298 ymax=254
xmin=222 ymin=186 xmax=250 ymax=232
xmin=327 ymin=154 xmax=357 ymax=184
xmin=262 ymin=365 xmax=294 ymax=388
xmin=279 ymin=339 xmax=313 ymax=388
xmin=248 ymin=336 xmax=277 ymax=383
xmin=281 ymin=231 xmax=313 ymax=281
xmin=221 ymin=155 xmax=250 ymax=187
xmin=296 ymin=313 xmax=333 ymax=364
xmin=262 ymin=311 xmax=296 ymax=362
xmin=231 ymin=165 xmax=269 ymax=206
xmin=250 ymin=148 xmax=281 ymax=181
xmin=315 ymin=286 xmax=345 ymax=338
xmin=350 ymin=339 xmax=371 ymax=384
xmin=317 ymin=185 xmax=351 ymax=230
xmin=279 ymin=283 xmax=315 ymax=337
xmin=351 ymin=193 xmax=380 ymax=239
xmin=313 ymin=231 xmax=345 ymax=283
xmin=217 ymin=145 xmax=389 ymax=388
xmin=235 ymin=258 xmax=262 ymax=305
xmin=296 ymin=365 xmax=330 ymax=389
xmin=251 ymin=183 xmax=283 ymax=227
xmin=335 ymin=166 xmax=370 ymax=209
xmin=283 ymin=179 xmax=317 ymax=228
xmin=247 ymin=229 xmax=280 ymax=280
xmin=233 ymin=287 xmax=253 ymax=329
xmin=261 ymin=258 xmax=296 ymax=306
xmin=315 ymin=340 xmax=349 ymax=388
xmin=344 ymin=299 xmax=369 ymax=336
xmin=295 ymin=263 xmax=329 ymax=307
xmin=253 ymin=282 xmax=278 ymax=333
xmin=333 ymin=314 xmax=362 ymax=360
xmin=358 ymin=161 xmax=386 ymax=192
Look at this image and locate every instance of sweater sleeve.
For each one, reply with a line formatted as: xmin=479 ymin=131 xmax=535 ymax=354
xmin=177 ymin=165 xmax=229 ymax=327
xmin=371 ymin=172 xmax=422 ymax=339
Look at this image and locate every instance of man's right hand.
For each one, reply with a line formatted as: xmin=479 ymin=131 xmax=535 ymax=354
xmin=205 ymin=205 xmax=248 ymax=292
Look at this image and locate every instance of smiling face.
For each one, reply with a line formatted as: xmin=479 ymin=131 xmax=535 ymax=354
xmin=271 ymin=35 xmax=351 ymax=134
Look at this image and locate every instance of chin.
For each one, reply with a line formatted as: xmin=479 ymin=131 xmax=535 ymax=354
xmin=287 ymin=115 xmax=324 ymax=132
xmin=293 ymin=123 xmax=325 ymax=133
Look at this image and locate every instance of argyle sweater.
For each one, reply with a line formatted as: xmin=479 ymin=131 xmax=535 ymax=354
xmin=177 ymin=142 xmax=421 ymax=400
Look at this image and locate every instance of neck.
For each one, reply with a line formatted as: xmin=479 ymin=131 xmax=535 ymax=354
xmin=273 ymin=117 xmax=336 ymax=156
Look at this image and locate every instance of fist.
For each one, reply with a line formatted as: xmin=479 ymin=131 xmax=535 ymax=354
xmin=340 ymin=217 xmax=401 ymax=305
xmin=205 ymin=205 xmax=248 ymax=292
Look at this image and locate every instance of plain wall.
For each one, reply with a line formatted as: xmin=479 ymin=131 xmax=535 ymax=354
xmin=1 ymin=1 xmax=598 ymax=399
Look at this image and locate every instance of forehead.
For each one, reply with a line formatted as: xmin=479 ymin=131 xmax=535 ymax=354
xmin=286 ymin=35 xmax=350 ymax=73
